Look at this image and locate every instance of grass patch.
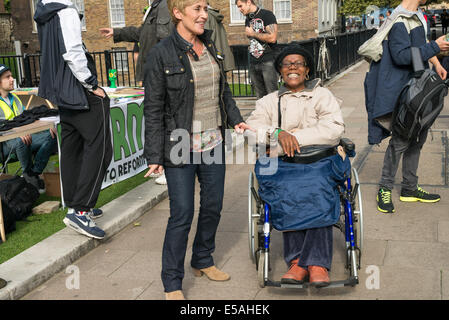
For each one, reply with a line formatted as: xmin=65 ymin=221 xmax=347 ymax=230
xmin=230 ymin=83 xmax=254 ymax=97
xmin=0 ymin=156 xmax=150 ymax=264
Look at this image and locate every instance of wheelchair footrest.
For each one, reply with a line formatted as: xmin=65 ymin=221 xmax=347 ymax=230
xmin=266 ymin=277 xmax=359 ymax=289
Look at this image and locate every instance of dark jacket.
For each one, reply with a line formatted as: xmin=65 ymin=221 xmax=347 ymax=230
xmin=143 ymin=29 xmax=244 ymax=167
xmin=204 ymin=7 xmax=236 ymax=72
xmin=34 ymin=0 xmax=98 ymax=110
xmin=364 ymin=12 xmax=440 ymax=144
xmin=113 ymin=0 xmax=172 ymax=82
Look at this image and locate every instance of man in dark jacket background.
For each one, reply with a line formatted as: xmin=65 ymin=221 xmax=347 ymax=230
xmin=99 ymin=0 xmax=172 ymax=85
xmin=34 ymin=0 xmax=112 ymax=239
xmin=364 ymin=0 xmax=449 ymax=214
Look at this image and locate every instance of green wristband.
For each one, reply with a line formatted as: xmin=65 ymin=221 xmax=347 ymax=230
xmin=274 ymin=129 xmax=283 ymax=139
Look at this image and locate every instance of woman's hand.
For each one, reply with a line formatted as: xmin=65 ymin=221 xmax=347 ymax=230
xmin=144 ymin=164 xmax=164 ymax=178
xmin=234 ymin=122 xmax=254 ymax=134
xmin=278 ymin=130 xmax=300 ymax=157
xmin=337 ymin=145 xmax=346 ymax=161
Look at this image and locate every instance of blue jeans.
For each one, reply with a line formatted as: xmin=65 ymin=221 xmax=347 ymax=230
xmin=2 ymin=130 xmax=57 ymax=174
xmin=249 ymin=60 xmax=279 ymax=99
xmin=161 ymin=144 xmax=225 ymax=292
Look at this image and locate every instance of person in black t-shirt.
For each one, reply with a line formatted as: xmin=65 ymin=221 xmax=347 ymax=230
xmin=236 ymin=0 xmax=278 ymax=99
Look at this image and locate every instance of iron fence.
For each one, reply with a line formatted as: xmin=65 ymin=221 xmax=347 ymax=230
xmin=0 ymin=29 xmax=375 ymax=97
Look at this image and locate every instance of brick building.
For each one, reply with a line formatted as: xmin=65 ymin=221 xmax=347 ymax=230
xmin=11 ymin=0 xmax=341 ymax=54
xmin=216 ymin=0 xmax=341 ymax=45
xmin=0 ymin=1 xmax=13 ymax=54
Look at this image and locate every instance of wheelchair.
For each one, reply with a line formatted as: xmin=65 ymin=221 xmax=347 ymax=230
xmin=247 ymin=138 xmax=364 ymax=288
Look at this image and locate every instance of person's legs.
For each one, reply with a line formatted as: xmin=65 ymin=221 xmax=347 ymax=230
xmin=249 ymin=62 xmax=268 ymax=99
xmin=59 ymin=110 xmax=86 ymax=207
xmin=283 ymin=230 xmax=306 ymax=266
xmin=29 ymin=130 xmax=57 ymax=174
xmin=191 ymin=145 xmax=226 ymax=270
xmin=69 ymin=92 xmax=112 ymax=211
xmin=3 ymin=137 xmax=33 ymax=174
xmin=261 ymin=60 xmax=279 ymax=95
xmin=295 ymin=226 xmax=333 ymax=271
xmin=401 ymin=129 xmax=428 ymax=191
xmin=162 ymin=163 xmax=197 ymax=293
xmin=379 ymin=133 xmax=411 ymax=191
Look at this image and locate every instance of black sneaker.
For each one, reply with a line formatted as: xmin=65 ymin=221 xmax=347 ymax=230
xmin=377 ymin=188 xmax=395 ymax=213
xmin=400 ymin=186 xmax=441 ymax=203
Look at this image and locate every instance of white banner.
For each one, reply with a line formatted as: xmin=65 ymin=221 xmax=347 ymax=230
xmin=102 ymin=97 xmax=147 ymax=189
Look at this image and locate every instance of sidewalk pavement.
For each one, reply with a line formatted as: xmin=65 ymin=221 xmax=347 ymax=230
xmin=5 ymin=60 xmax=449 ymax=300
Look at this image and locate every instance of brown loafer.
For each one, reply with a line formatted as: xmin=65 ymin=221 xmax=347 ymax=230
xmin=308 ymin=265 xmax=330 ymax=287
xmin=165 ymin=290 xmax=185 ymax=300
xmin=281 ymin=259 xmax=308 ymax=284
xmin=192 ymin=265 xmax=230 ymax=281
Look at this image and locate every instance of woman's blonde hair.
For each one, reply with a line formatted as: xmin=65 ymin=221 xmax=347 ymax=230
xmin=167 ymin=0 xmax=202 ymax=24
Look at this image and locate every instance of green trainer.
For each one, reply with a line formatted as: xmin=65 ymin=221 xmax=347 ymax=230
xmin=400 ymin=186 xmax=441 ymax=203
xmin=377 ymin=188 xmax=395 ymax=213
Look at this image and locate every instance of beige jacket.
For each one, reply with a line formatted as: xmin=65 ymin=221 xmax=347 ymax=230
xmin=246 ymin=79 xmax=345 ymax=154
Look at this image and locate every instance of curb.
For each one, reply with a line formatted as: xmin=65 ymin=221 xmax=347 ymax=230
xmin=0 ymin=179 xmax=168 ymax=300
xmin=0 ymin=132 xmax=245 ymax=300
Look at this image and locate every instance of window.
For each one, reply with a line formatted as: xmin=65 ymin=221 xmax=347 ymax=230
xmin=31 ymin=0 xmax=39 ymax=32
xmin=273 ymin=0 xmax=291 ymax=21
xmin=230 ymin=1 xmax=245 ymax=24
xmin=73 ymin=0 xmax=86 ymax=29
xmin=32 ymin=0 xmax=86 ymax=31
xmin=109 ymin=0 xmax=125 ymax=28
xmin=113 ymin=47 xmax=129 ymax=72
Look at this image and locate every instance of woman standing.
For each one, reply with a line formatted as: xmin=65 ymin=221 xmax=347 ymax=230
xmin=143 ymin=0 xmax=250 ymax=300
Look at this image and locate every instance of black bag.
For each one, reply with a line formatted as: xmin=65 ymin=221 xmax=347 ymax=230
xmin=0 ymin=176 xmax=39 ymax=229
xmin=392 ymin=47 xmax=449 ymax=142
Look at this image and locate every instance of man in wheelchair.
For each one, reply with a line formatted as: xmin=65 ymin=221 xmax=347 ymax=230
xmin=245 ymin=44 xmax=351 ymax=287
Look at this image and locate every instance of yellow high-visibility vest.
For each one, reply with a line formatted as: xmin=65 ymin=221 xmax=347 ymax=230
xmin=0 ymin=93 xmax=23 ymax=120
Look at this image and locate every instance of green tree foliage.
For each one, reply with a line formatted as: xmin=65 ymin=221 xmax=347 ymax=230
xmin=4 ymin=0 xmax=11 ymax=13
xmin=341 ymin=0 xmax=446 ymax=16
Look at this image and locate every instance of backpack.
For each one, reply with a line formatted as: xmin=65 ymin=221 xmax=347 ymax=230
xmin=392 ymin=47 xmax=449 ymax=142
xmin=358 ymin=12 xmax=422 ymax=62
xmin=0 ymin=176 xmax=39 ymax=232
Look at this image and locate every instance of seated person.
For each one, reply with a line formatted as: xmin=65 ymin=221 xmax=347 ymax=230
xmin=245 ymin=45 xmax=350 ymax=287
xmin=0 ymin=64 xmax=57 ymax=193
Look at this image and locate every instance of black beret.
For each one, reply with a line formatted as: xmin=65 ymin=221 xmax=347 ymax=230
xmin=274 ymin=44 xmax=315 ymax=78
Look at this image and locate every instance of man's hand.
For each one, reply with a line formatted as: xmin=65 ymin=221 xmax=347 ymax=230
xmin=49 ymin=127 xmax=57 ymax=139
xmin=278 ymin=130 xmax=300 ymax=158
xmin=99 ymin=28 xmax=114 ymax=39
xmin=234 ymin=122 xmax=254 ymax=134
xmin=245 ymin=26 xmax=255 ymax=38
xmin=92 ymin=87 xmax=106 ymax=98
xmin=144 ymin=164 xmax=164 ymax=178
xmin=435 ymin=35 xmax=449 ymax=52
xmin=435 ymin=64 xmax=448 ymax=80
xmin=20 ymin=134 xmax=32 ymax=146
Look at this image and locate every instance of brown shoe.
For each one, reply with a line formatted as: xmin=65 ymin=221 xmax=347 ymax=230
xmin=308 ymin=265 xmax=330 ymax=287
xmin=281 ymin=259 xmax=308 ymax=284
xmin=165 ymin=290 xmax=185 ymax=300
xmin=192 ymin=265 xmax=230 ymax=281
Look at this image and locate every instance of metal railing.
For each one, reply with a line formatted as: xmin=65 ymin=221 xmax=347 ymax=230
xmin=0 ymin=29 xmax=375 ymax=97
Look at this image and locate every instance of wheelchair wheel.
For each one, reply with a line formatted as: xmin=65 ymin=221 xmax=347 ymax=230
xmin=258 ymin=252 xmax=266 ymax=288
xmin=248 ymin=171 xmax=261 ymax=263
xmin=352 ymin=167 xmax=364 ymax=255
